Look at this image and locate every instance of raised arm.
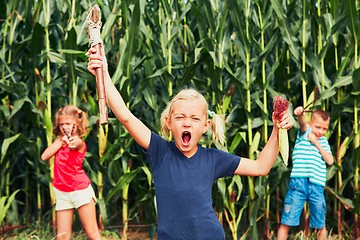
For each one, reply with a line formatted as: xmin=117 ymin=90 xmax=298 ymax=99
xmin=234 ymin=110 xmax=293 ymax=176
xmin=87 ymin=48 xmax=151 ymax=150
xmin=294 ymin=106 xmax=307 ymax=134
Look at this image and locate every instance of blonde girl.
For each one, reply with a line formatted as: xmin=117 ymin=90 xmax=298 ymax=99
xmin=41 ymin=105 xmax=101 ymax=240
xmin=160 ymin=88 xmax=227 ymax=145
xmin=87 ymin=47 xmax=293 ymax=239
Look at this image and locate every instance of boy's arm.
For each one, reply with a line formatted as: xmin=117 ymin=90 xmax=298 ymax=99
xmin=294 ymin=106 xmax=307 ymax=134
xmin=88 ymin=48 xmax=151 ymax=150
xmin=308 ymin=134 xmax=334 ymax=165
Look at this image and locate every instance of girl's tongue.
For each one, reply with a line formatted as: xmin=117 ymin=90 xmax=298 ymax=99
xmin=182 ymin=131 xmax=191 ymax=145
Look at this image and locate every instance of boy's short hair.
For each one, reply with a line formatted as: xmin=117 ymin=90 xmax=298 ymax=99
xmin=313 ymin=109 xmax=330 ymax=121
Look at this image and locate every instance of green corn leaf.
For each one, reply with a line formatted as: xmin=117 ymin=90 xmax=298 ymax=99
xmin=0 ymin=190 xmax=20 ymax=226
xmin=249 ymin=131 xmax=261 ymax=157
xmin=279 ymin=128 xmax=289 ymax=166
xmin=1 ymin=134 xmax=21 ymax=163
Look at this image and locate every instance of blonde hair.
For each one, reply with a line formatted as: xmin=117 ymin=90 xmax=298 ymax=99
xmin=160 ymin=88 xmax=226 ymax=145
xmin=53 ymin=105 xmax=89 ymax=137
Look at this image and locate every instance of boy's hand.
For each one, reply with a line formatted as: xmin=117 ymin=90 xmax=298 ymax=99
xmin=308 ymin=133 xmax=318 ymax=143
xmin=294 ymin=106 xmax=305 ymax=116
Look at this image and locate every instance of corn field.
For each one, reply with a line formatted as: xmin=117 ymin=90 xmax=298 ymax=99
xmin=1 ymin=0 xmax=360 ymax=239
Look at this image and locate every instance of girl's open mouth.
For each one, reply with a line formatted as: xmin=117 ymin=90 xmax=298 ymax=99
xmin=182 ymin=131 xmax=191 ymax=145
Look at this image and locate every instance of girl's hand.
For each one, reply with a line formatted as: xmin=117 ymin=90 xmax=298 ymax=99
xmin=67 ymin=135 xmax=82 ymax=150
xmin=87 ymin=47 xmax=107 ymax=75
xmin=61 ymin=135 xmax=69 ymax=145
xmin=273 ymin=110 xmax=293 ymax=131
xmin=61 ymin=135 xmax=81 ymax=150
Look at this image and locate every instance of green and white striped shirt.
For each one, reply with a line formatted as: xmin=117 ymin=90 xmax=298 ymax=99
xmin=290 ymin=125 xmax=331 ymax=187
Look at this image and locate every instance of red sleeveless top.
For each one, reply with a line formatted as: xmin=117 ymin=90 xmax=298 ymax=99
xmin=53 ymin=144 xmax=90 ymax=192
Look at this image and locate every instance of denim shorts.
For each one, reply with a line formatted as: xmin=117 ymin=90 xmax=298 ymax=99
xmin=53 ymin=184 xmax=96 ymax=211
xmin=280 ymin=178 xmax=326 ymax=229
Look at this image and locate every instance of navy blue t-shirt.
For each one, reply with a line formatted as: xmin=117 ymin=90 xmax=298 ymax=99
xmin=146 ymin=132 xmax=241 ymax=240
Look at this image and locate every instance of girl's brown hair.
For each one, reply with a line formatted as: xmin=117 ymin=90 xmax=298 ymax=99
xmin=53 ymin=105 xmax=89 ymax=137
xmin=160 ymin=88 xmax=226 ymax=145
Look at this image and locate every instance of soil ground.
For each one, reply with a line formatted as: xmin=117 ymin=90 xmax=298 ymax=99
xmin=0 ymin=225 xmax=157 ymax=240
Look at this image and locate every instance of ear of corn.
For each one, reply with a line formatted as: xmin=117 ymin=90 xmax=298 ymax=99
xmin=273 ymin=96 xmax=289 ymax=166
xmin=279 ymin=128 xmax=289 ymax=166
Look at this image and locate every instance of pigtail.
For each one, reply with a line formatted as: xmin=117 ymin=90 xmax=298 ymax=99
xmin=53 ymin=109 xmax=62 ymax=136
xmin=160 ymin=103 xmax=171 ymax=139
xmin=77 ymin=109 xmax=89 ymax=137
xmin=208 ymin=110 xmax=226 ymax=145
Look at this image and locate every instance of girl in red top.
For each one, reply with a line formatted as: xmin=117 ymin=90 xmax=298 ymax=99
xmin=41 ymin=105 xmax=101 ymax=240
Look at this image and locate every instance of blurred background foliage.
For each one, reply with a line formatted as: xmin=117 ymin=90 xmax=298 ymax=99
xmin=1 ymin=0 xmax=360 ymax=239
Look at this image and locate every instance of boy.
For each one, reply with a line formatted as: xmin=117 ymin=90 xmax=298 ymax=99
xmin=277 ymin=106 xmax=334 ymax=240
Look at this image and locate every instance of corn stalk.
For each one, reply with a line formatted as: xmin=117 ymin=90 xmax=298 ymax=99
xmin=317 ymin=0 xmax=325 ymax=94
xmin=97 ymin=124 xmax=108 ymax=231
xmin=257 ymin=1 xmax=271 ymax=237
xmin=222 ymin=175 xmax=244 ymax=240
xmin=345 ymin=0 xmax=360 ymax=237
xmin=34 ymin=67 xmax=43 ymax=225
xmin=121 ymin=155 xmax=130 ymax=240
xmin=301 ymin=0 xmax=308 ymax=107
xmin=40 ymin=0 xmax=56 ymax=227
xmin=329 ymin=0 xmax=344 ymax=236
xmin=160 ymin=0 xmax=173 ymax=96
